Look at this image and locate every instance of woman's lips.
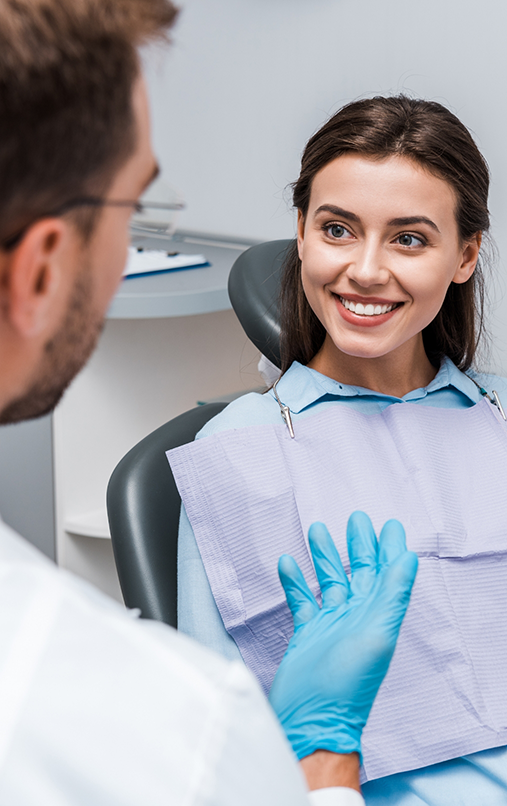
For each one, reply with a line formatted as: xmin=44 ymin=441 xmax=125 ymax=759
xmin=334 ymin=294 xmax=404 ymax=327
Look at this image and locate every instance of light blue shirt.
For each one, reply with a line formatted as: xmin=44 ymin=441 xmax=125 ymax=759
xmin=178 ymin=357 xmax=507 ymax=805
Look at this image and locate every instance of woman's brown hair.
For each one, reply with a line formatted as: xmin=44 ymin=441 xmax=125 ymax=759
xmin=280 ymin=95 xmax=491 ymax=373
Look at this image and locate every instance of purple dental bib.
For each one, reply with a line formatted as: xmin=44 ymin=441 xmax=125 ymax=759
xmin=168 ymin=398 xmax=507 ymax=782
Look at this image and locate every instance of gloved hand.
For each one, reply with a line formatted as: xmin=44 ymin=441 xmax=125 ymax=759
xmin=269 ymin=511 xmax=418 ymax=761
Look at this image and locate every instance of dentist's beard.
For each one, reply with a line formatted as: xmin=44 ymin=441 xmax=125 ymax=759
xmin=0 ymin=266 xmax=104 ymax=424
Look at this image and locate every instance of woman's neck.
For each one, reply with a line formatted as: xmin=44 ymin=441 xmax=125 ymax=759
xmin=308 ymin=335 xmax=438 ymax=399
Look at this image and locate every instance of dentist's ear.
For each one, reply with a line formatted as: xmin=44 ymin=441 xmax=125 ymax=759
xmin=452 ymin=231 xmax=482 ymax=285
xmin=0 ymin=218 xmax=69 ymax=337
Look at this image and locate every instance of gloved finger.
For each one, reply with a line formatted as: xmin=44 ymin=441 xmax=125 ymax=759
xmin=370 ymin=550 xmax=418 ymax=640
xmin=278 ymin=554 xmax=320 ymax=628
xmin=347 ymin=511 xmax=379 ymax=599
xmin=378 ymin=519 xmax=408 ymax=567
xmin=308 ymin=522 xmax=350 ymax=608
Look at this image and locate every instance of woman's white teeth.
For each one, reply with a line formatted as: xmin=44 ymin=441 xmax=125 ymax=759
xmin=340 ymin=297 xmax=396 ymax=316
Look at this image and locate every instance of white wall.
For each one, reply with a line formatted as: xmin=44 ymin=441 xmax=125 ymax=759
xmin=145 ymin=0 xmax=507 ymax=373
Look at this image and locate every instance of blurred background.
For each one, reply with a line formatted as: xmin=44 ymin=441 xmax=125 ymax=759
xmin=146 ymin=0 xmax=507 ymax=372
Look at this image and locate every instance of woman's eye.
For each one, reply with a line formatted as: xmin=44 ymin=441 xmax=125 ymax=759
xmin=396 ymin=233 xmax=424 ymax=248
xmin=326 ymin=223 xmax=352 ymax=239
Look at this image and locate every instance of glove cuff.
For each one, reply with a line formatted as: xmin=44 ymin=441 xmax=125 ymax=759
xmin=291 ymin=728 xmax=362 ymax=762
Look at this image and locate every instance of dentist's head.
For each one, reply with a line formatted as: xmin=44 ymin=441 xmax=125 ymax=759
xmin=0 ymin=0 xmax=178 ymax=423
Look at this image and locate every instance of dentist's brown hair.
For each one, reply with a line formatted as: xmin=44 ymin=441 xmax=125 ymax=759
xmin=0 ymin=0 xmax=178 ymax=245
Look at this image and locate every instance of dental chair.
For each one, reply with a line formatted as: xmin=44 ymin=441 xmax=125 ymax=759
xmin=106 ymin=238 xmax=292 ymax=626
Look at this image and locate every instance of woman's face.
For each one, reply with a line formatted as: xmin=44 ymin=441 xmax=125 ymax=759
xmin=298 ymin=154 xmax=479 ymax=368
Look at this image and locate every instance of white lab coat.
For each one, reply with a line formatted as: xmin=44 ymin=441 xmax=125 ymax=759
xmin=0 ymin=518 xmax=363 ymax=805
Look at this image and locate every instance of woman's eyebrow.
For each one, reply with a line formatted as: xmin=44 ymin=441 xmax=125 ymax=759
xmin=313 ymin=204 xmax=360 ymax=222
xmin=313 ymin=205 xmax=441 ymax=234
xmin=388 ymin=215 xmax=440 ymax=233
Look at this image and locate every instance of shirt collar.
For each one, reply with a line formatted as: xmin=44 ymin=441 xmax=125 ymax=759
xmin=272 ymin=357 xmax=480 ymax=414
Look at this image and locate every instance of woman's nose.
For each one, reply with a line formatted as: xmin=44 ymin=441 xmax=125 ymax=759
xmin=347 ymin=243 xmax=389 ymax=288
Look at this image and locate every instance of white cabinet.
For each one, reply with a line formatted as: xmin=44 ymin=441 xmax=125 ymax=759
xmin=53 ymin=232 xmax=262 ymax=602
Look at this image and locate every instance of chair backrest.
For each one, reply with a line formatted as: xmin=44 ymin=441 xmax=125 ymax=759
xmin=107 ymin=402 xmax=226 ymax=627
xmin=108 ymin=239 xmax=291 ymax=626
xmin=227 ymin=238 xmax=293 ymax=369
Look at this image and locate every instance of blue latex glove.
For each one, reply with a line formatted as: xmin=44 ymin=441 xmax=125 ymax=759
xmin=269 ymin=511 xmax=418 ymax=761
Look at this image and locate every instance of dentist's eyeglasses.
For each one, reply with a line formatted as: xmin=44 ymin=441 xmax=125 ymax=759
xmin=0 ymin=192 xmax=186 ymax=251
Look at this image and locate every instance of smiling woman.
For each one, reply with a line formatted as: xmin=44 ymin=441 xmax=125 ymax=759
xmin=171 ymin=96 xmax=507 ymax=802
xmin=281 ymin=96 xmax=490 ymax=390
xmin=297 ymin=153 xmax=479 ymax=397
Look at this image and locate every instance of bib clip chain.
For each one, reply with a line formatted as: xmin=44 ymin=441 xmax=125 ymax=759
xmin=468 ymin=376 xmax=507 ymax=421
xmin=272 ymin=379 xmax=295 ymax=438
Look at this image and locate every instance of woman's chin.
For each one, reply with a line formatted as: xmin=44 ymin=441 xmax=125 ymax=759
xmin=324 ymin=336 xmax=400 ymax=363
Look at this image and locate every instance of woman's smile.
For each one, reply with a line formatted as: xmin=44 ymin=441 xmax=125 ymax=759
xmin=335 ymin=294 xmax=404 ymax=327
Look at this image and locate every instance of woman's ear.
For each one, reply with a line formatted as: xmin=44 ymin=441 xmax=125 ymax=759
xmin=0 ymin=218 xmax=69 ymax=337
xmin=453 ymin=232 xmax=482 ymax=285
xmin=297 ymin=210 xmax=305 ymax=261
